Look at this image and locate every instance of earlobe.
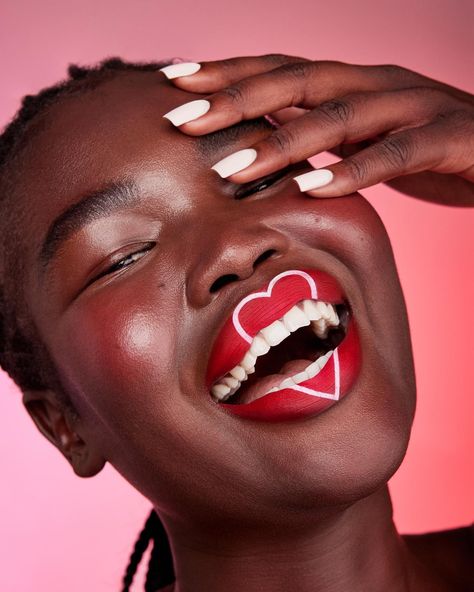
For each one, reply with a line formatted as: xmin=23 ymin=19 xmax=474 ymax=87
xmin=68 ymin=444 xmax=107 ymax=478
xmin=22 ymin=389 xmax=106 ymax=478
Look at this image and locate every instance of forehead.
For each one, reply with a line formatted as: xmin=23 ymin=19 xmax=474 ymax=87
xmin=17 ymin=72 xmax=225 ymax=200
xmin=6 ymin=72 xmax=270 ymax=274
xmin=16 ymin=71 xmax=271 ymax=197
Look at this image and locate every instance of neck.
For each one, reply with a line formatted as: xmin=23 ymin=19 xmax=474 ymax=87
xmin=162 ymin=486 xmax=423 ymax=592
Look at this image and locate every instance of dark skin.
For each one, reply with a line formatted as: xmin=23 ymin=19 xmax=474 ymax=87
xmin=166 ymin=55 xmax=474 ymax=205
xmin=7 ymin=62 xmax=471 ymax=591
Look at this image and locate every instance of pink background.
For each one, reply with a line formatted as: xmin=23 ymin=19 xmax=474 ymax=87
xmin=1 ymin=0 xmax=473 ymax=590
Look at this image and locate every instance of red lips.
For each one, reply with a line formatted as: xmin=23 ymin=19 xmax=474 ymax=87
xmin=205 ymin=268 xmax=361 ymax=422
xmin=220 ymin=319 xmax=360 ymax=421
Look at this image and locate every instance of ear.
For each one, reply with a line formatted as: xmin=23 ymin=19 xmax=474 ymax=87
xmin=22 ymin=389 xmax=106 ymax=478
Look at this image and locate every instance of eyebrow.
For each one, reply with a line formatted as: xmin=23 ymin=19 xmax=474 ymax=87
xmin=38 ymin=118 xmax=275 ymax=277
xmin=38 ymin=180 xmax=140 ymax=276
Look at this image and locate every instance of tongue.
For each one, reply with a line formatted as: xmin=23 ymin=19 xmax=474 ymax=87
xmin=280 ymin=359 xmax=313 ymax=375
xmin=234 ymin=359 xmax=313 ymax=405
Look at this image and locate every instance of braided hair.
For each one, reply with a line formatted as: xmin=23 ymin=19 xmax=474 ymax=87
xmin=122 ymin=509 xmax=175 ymax=591
xmin=0 ymin=57 xmax=179 ymax=590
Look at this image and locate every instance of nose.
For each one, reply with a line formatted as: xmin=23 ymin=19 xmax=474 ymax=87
xmin=186 ymin=222 xmax=290 ymax=308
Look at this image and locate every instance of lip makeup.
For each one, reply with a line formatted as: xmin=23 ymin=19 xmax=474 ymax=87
xmin=206 ymin=269 xmax=361 ymax=422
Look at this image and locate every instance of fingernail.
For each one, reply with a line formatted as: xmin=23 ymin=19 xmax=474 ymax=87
xmin=293 ymin=169 xmax=334 ymax=191
xmin=159 ymin=62 xmax=201 ymax=79
xmin=163 ymin=99 xmax=210 ymax=126
xmin=211 ymin=149 xmax=258 ymax=178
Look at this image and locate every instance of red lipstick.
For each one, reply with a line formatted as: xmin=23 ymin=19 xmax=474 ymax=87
xmin=206 ymin=269 xmax=361 ymax=422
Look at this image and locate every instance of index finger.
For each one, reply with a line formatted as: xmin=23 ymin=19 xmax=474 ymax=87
xmin=159 ymin=54 xmax=309 ymax=92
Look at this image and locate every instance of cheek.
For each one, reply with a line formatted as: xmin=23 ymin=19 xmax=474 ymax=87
xmin=52 ymin=287 xmax=178 ymax=428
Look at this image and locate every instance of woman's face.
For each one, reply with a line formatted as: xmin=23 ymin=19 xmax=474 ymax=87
xmin=14 ymin=71 xmax=415 ymax=529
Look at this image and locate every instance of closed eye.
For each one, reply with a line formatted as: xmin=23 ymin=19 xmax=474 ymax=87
xmin=86 ymin=241 xmax=156 ymax=286
xmin=234 ymin=166 xmax=293 ymax=200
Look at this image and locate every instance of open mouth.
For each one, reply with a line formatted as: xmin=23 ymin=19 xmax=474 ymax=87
xmin=205 ymin=269 xmax=361 ymax=422
xmin=212 ymin=301 xmax=349 ymax=404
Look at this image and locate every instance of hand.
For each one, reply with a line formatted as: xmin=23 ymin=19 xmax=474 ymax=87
xmin=160 ymin=55 xmax=474 ymax=206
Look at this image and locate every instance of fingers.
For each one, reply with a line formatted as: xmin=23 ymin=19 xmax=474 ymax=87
xmin=162 ymin=61 xmax=344 ymax=133
xmin=161 ymin=61 xmax=416 ymax=135
xmin=210 ymin=87 xmax=451 ymax=182
xmin=160 ymin=54 xmax=309 ymax=92
xmin=268 ymin=107 xmax=309 ymax=125
xmin=296 ymin=114 xmax=473 ymax=198
xmin=159 ymin=56 xmax=474 ymax=202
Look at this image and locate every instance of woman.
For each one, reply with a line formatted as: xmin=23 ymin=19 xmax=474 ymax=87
xmin=0 ymin=55 xmax=472 ymax=591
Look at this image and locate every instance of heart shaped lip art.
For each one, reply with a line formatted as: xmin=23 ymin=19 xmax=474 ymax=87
xmin=206 ymin=269 xmax=361 ymax=422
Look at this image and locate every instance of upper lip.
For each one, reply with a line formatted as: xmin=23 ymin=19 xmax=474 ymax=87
xmin=205 ymin=266 xmax=347 ymax=389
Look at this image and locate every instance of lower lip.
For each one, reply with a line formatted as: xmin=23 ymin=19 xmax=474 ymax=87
xmin=217 ymin=319 xmax=361 ymax=422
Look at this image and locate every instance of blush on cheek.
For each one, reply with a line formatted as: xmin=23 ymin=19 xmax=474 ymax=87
xmin=57 ymin=303 xmax=175 ymax=414
xmin=118 ymin=312 xmax=161 ymax=358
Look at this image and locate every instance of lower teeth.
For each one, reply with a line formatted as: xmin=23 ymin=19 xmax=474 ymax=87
xmin=263 ymin=349 xmax=333 ymax=395
xmin=221 ymin=349 xmax=333 ymax=402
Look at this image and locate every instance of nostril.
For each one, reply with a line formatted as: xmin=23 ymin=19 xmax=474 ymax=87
xmin=209 ymin=250 xmax=278 ymax=294
xmin=253 ymin=249 xmax=277 ymax=268
xmin=210 ymin=274 xmax=239 ymax=293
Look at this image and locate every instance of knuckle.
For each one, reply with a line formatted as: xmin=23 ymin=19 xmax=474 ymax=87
xmin=219 ymin=84 xmax=247 ymax=105
xmin=444 ymin=108 xmax=474 ymax=130
xmin=264 ymin=127 xmax=297 ymax=158
xmin=217 ymin=59 xmax=239 ymax=77
xmin=377 ymin=63 xmax=413 ymax=81
xmin=378 ymin=135 xmax=414 ymax=170
xmin=441 ymin=110 xmax=474 ymax=168
xmin=318 ymin=98 xmax=355 ymax=125
xmin=342 ymin=157 xmax=369 ymax=184
xmin=263 ymin=53 xmax=291 ymax=66
xmin=279 ymin=60 xmax=313 ymax=80
xmin=379 ymin=63 xmax=403 ymax=76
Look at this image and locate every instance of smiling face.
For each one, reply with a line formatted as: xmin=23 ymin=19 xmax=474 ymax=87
xmin=7 ymin=71 xmax=416 ymax=530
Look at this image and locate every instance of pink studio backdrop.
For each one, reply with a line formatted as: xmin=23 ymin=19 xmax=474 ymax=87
xmin=1 ymin=1 xmax=473 ymax=590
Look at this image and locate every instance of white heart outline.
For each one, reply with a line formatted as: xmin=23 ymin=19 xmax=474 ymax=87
xmin=286 ymin=348 xmax=340 ymax=401
xmin=231 ymin=269 xmax=340 ymax=402
xmin=232 ymin=269 xmax=318 ymax=344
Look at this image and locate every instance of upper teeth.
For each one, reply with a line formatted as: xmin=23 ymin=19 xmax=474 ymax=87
xmin=211 ymin=299 xmax=340 ymax=402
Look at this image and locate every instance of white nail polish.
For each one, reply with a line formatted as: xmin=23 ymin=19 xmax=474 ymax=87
xmin=163 ymin=99 xmax=210 ymax=126
xmin=159 ymin=62 xmax=201 ymax=79
xmin=211 ymin=149 xmax=258 ymax=178
xmin=293 ymin=169 xmax=334 ymax=191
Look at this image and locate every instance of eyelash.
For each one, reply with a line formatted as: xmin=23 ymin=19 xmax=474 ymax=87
xmin=94 ymin=241 xmax=156 ymax=282
xmin=234 ymin=167 xmax=291 ymax=199
xmin=94 ymin=170 xmax=290 ymax=283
